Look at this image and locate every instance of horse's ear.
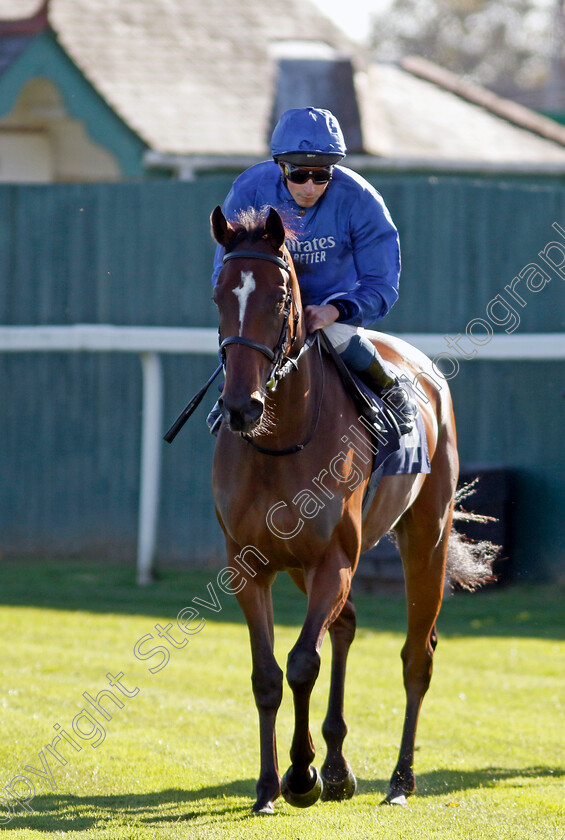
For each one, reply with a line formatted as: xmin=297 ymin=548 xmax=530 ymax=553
xmin=211 ymin=205 xmax=234 ymax=247
xmin=265 ymin=206 xmax=285 ymax=250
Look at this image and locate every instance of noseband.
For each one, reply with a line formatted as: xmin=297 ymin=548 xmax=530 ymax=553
xmin=218 ymin=246 xmax=324 ymax=455
xmin=219 ymin=249 xmax=297 ymax=389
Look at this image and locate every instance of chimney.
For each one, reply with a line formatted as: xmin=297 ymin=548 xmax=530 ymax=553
xmin=269 ymin=42 xmax=364 ymax=153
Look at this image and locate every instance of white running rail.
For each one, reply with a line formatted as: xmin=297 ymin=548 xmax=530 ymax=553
xmin=1 ymin=325 xmax=563 ymax=584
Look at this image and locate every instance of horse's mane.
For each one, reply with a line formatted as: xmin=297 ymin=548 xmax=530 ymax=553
xmin=225 ymin=207 xmax=297 ymax=253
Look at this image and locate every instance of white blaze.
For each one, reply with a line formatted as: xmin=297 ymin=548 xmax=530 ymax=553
xmin=233 ymin=270 xmax=256 ymax=334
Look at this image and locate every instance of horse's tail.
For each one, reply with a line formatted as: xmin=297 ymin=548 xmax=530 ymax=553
xmin=446 ymin=479 xmax=501 ymax=590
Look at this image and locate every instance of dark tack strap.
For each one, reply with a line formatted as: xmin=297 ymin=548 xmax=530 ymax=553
xmin=220 ymin=335 xmax=276 ymax=363
xmin=241 ymin=333 xmax=325 ymax=457
xmin=222 ymin=250 xmax=290 ymax=273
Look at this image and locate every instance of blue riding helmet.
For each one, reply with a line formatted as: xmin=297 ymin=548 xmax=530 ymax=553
xmin=271 ymin=107 xmax=347 ymax=166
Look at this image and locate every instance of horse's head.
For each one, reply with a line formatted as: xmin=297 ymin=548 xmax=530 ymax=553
xmin=211 ymin=205 xmax=301 ymax=436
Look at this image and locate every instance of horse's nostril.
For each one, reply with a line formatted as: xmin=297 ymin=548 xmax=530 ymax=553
xmin=224 ymin=397 xmax=264 ymax=433
xmin=249 ymin=398 xmax=264 ymax=420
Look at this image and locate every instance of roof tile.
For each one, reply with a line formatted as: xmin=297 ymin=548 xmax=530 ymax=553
xmin=2 ymin=0 xmax=565 ymax=163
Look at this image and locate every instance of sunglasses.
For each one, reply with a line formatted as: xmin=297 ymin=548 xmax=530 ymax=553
xmin=282 ymin=163 xmax=333 ymax=185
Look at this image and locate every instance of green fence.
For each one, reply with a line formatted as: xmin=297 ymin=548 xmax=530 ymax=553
xmin=1 ymin=174 xmax=564 ymax=580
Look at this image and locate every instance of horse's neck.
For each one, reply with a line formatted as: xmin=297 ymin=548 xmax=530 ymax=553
xmin=287 ymin=254 xmax=306 ymax=348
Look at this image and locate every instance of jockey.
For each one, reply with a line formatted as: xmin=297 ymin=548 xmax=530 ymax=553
xmin=209 ymin=106 xmax=417 ymax=435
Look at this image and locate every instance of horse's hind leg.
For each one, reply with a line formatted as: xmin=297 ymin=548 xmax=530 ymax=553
xmin=385 ymin=491 xmax=455 ymax=805
xmin=320 ymin=594 xmax=358 ymax=800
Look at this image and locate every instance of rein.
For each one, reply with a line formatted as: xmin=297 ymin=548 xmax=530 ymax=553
xmin=220 ymin=247 xmax=324 ymax=456
xmin=242 ymin=333 xmax=324 ymax=456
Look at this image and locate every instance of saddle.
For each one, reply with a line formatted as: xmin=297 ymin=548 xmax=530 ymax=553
xmin=318 ymin=331 xmax=402 ymax=443
xmin=318 ymin=332 xmax=430 ymax=516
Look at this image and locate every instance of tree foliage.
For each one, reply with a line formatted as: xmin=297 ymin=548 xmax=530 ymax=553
xmin=371 ymin=0 xmax=560 ymax=99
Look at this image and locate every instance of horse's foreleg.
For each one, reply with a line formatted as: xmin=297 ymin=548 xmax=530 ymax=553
xmin=235 ymin=572 xmax=283 ymax=814
xmin=282 ymin=554 xmax=352 ymax=808
xmin=385 ymin=511 xmax=452 ymax=805
xmin=320 ymin=594 xmax=357 ymax=800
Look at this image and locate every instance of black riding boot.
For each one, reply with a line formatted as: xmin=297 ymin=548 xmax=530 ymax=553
xmin=357 ymin=358 xmax=418 ymax=435
xmin=337 ymin=331 xmax=417 ymax=435
xmin=206 ymin=400 xmax=223 ymax=436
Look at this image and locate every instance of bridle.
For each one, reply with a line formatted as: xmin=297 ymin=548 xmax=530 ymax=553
xmin=218 ymin=247 xmax=324 ymax=455
xmin=219 ymin=249 xmax=299 ymax=392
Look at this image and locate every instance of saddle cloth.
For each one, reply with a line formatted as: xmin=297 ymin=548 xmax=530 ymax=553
xmin=342 ymin=367 xmax=431 ymax=518
xmin=318 ymin=334 xmax=431 ymax=516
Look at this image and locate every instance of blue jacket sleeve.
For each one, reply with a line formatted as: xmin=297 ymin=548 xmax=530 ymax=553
xmin=326 ymin=188 xmax=400 ymax=327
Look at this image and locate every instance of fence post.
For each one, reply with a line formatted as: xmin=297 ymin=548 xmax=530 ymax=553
xmin=137 ymin=352 xmax=163 ymax=584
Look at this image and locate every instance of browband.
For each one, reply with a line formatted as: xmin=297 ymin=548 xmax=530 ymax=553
xmin=222 ymin=250 xmax=290 ymax=273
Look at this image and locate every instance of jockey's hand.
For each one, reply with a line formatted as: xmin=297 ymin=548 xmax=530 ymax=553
xmin=304 ymin=304 xmax=339 ymax=333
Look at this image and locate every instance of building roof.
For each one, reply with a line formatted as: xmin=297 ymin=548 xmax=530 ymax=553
xmin=49 ymin=0 xmax=352 ymax=157
xmin=0 ymin=0 xmax=47 ymax=73
xmin=2 ymin=0 xmax=565 ymax=168
xmin=355 ymin=59 xmax=565 ymax=166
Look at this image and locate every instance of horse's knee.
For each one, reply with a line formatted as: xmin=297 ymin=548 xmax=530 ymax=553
xmin=286 ymin=648 xmax=320 ymax=693
xmin=330 ymin=601 xmax=357 ymax=646
xmin=252 ymin=664 xmax=284 ymax=713
xmin=400 ymin=641 xmax=435 ymax=693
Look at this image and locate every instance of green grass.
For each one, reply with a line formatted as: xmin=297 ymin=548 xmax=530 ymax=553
xmin=0 ymin=558 xmax=563 ymax=839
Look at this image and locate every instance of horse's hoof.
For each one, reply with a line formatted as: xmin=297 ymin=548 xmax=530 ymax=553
xmin=281 ymin=766 xmax=323 ymax=808
xmin=320 ymin=766 xmax=357 ymax=801
xmin=380 ymin=793 xmax=408 ymax=806
xmin=252 ymin=801 xmax=275 ymax=815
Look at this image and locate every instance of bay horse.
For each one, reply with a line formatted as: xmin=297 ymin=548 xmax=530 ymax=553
xmin=210 ymin=204 xmax=489 ymax=814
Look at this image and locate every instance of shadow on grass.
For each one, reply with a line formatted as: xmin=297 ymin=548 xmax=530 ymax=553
xmin=0 ymin=557 xmax=563 ymax=639
xmin=356 ymin=764 xmax=565 ymax=798
xmin=2 ymin=781 xmax=254 ymax=832
xmin=4 ymin=766 xmax=563 ymax=830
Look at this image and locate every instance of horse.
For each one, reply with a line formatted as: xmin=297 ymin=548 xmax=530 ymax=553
xmin=210 ymin=204 xmax=491 ymax=814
